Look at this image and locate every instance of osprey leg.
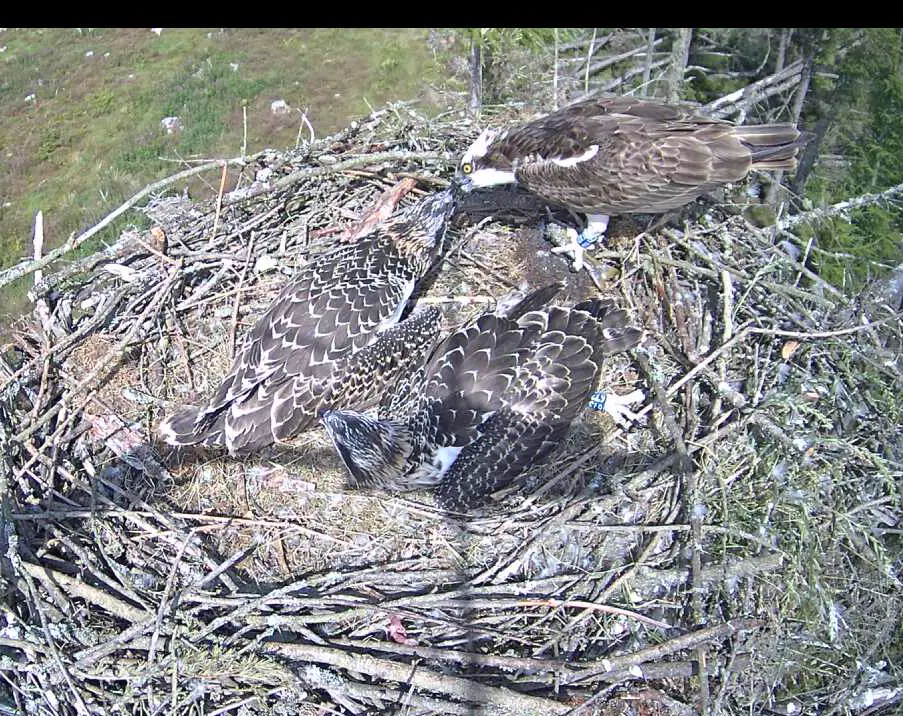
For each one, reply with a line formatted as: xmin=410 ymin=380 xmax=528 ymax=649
xmin=588 ymin=388 xmax=645 ymax=427
xmin=549 ymin=214 xmax=610 ymax=272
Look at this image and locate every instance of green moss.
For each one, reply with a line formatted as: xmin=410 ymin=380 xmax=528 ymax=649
xmin=37 ymin=126 xmax=64 ymax=161
xmin=86 ymin=87 xmax=117 ymax=117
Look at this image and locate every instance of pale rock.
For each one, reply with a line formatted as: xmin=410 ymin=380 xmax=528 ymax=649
xmin=270 ymin=99 xmax=291 ymax=116
xmin=161 ymin=116 xmax=184 ymax=134
xmin=254 ymin=254 xmax=280 ymax=274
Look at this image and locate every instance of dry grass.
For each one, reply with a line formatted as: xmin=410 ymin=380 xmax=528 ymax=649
xmin=0 ymin=102 xmax=900 ymax=716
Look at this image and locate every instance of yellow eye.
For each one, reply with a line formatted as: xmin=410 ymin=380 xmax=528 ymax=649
xmin=461 ymin=162 xmax=473 ymax=175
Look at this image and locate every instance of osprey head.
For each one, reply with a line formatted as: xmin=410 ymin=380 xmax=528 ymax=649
xmin=454 ymin=128 xmax=516 ymax=193
xmin=396 ymin=187 xmax=457 ymax=232
xmin=385 ymin=187 xmax=458 ymax=259
xmin=320 ymin=410 xmax=413 ymax=488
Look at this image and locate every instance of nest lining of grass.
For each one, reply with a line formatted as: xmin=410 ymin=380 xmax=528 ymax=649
xmin=0 ymin=101 xmax=901 ymax=716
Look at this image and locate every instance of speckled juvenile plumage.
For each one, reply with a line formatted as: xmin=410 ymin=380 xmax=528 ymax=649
xmin=456 ymin=95 xmax=812 ymax=216
xmin=158 ymin=189 xmax=456 ymax=454
xmin=320 ymin=286 xmax=642 ymax=511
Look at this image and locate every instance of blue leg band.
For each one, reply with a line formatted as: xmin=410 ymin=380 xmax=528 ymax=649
xmin=588 ymin=390 xmax=607 ymax=411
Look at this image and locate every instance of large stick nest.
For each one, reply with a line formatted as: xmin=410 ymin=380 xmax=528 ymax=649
xmin=1 ymin=102 xmax=901 ymax=716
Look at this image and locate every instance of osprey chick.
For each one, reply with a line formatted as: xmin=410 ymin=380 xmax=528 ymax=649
xmin=159 ymin=189 xmax=457 ymax=454
xmin=321 ymin=285 xmax=642 ymax=511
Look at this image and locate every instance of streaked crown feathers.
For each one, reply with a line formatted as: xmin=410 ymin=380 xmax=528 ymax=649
xmin=461 ymin=128 xmax=499 ymax=166
xmin=459 ymin=128 xmax=517 ymax=188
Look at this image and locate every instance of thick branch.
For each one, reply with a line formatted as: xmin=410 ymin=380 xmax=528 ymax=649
xmin=641 ymin=28 xmax=657 ymax=96
xmin=667 ymin=28 xmax=693 ymax=103
xmin=21 ymin=561 xmax=150 ymax=624
xmin=222 ymin=150 xmax=447 ymax=206
xmin=778 ymin=182 xmax=903 ymax=230
xmin=0 ymin=150 xmax=447 ymax=292
xmin=0 ymin=157 xmax=252 ymax=291
xmin=705 ymin=59 xmax=805 ymax=119
xmin=586 ymin=38 xmax=664 ymax=76
xmin=264 ymin=642 xmax=567 ymax=715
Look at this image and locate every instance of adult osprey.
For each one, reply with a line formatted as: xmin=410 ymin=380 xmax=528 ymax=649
xmin=320 ymin=285 xmax=642 ymax=511
xmin=454 ymin=95 xmax=812 ymax=271
xmin=158 ymin=189 xmax=457 ymax=454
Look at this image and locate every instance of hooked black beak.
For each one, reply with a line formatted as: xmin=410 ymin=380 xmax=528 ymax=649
xmin=451 ymin=170 xmax=474 ymax=196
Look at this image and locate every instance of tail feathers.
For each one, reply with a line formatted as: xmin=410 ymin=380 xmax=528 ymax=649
xmin=738 ymin=125 xmax=814 ymax=169
xmin=599 ymin=324 xmax=643 ymax=357
xmin=573 ymin=297 xmax=614 ymax=320
xmin=571 ymin=299 xmax=642 ymax=357
xmin=158 ymin=405 xmax=225 ymax=448
xmin=496 ymin=282 xmax=565 ymax=320
xmin=736 ymin=124 xmax=800 ymax=145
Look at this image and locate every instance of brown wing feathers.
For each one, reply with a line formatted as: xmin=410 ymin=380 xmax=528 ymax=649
xmin=479 ymin=96 xmax=810 ymax=216
xmin=158 ymin=190 xmax=455 ymax=454
xmin=435 ymin=297 xmax=641 ymax=511
xmin=317 ymin=284 xmax=642 ymax=510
